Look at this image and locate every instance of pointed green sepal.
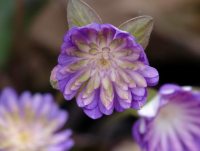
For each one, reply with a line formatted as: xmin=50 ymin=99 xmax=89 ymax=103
xmin=67 ymin=0 xmax=102 ymax=28
xmin=119 ymin=16 xmax=154 ymax=49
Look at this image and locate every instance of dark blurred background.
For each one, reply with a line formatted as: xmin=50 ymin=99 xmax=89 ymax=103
xmin=0 ymin=0 xmax=200 ymax=150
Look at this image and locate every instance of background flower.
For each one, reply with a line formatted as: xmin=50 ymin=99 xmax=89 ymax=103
xmin=0 ymin=87 xmax=74 ymax=151
xmin=133 ymin=84 xmax=200 ymax=151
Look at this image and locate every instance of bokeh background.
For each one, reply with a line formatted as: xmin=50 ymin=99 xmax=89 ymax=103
xmin=0 ymin=0 xmax=200 ymax=150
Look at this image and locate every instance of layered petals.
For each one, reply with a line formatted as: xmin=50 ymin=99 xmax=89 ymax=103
xmin=50 ymin=23 xmax=159 ymax=119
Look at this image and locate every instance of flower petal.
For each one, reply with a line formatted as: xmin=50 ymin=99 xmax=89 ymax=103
xmin=83 ymin=106 xmax=103 ymax=119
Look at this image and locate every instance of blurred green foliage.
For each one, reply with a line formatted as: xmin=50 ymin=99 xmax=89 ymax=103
xmin=0 ymin=0 xmax=14 ymax=68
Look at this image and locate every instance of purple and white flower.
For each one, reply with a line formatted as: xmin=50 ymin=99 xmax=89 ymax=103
xmin=133 ymin=84 xmax=200 ymax=151
xmin=0 ymin=88 xmax=74 ymax=151
xmin=50 ymin=23 xmax=159 ymax=119
xmin=50 ymin=0 xmax=159 ymax=119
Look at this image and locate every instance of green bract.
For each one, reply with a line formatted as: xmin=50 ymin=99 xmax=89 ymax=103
xmin=67 ymin=0 xmax=102 ymax=28
xmin=67 ymin=0 xmax=154 ymax=50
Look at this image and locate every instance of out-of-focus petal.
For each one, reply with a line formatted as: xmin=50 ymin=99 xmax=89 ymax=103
xmin=0 ymin=88 xmax=73 ymax=151
xmin=133 ymin=84 xmax=200 ymax=151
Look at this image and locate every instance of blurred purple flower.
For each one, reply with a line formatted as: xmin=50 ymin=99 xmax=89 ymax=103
xmin=133 ymin=84 xmax=200 ymax=151
xmin=50 ymin=23 xmax=159 ymax=119
xmin=0 ymin=88 xmax=74 ymax=151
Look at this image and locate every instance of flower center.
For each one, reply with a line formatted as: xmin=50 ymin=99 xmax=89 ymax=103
xmin=154 ymin=102 xmax=184 ymax=132
xmin=6 ymin=125 xmax=35 ymax=149
xmin=2 ymin=112 xmax=47 ymax=149
xmin=99 ymin=47 xmax=111 ymax=67
xmin=88 ymin=45 xmax=112 ymax=69
xmin=102 ymin=47 xmax=111 ymax=59
xmin=71 ymin=30 xmax=141 ymax=74
xmin=17 ymin=131 xmax=31 ymax=144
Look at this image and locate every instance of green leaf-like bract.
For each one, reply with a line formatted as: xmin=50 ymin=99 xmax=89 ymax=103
xmin=67 ymin=0 xmax=102 ymax=28
xmin=119 ymin=16 xmax=154 ymax=49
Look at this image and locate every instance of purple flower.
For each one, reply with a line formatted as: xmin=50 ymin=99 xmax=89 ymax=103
xmin=133 ymin=84 xmax=200 ymax=151
xmin=50 ymin=23 xmax=159 ymax=119
xmin=0 ymin=88 xmax=74 ymax=151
